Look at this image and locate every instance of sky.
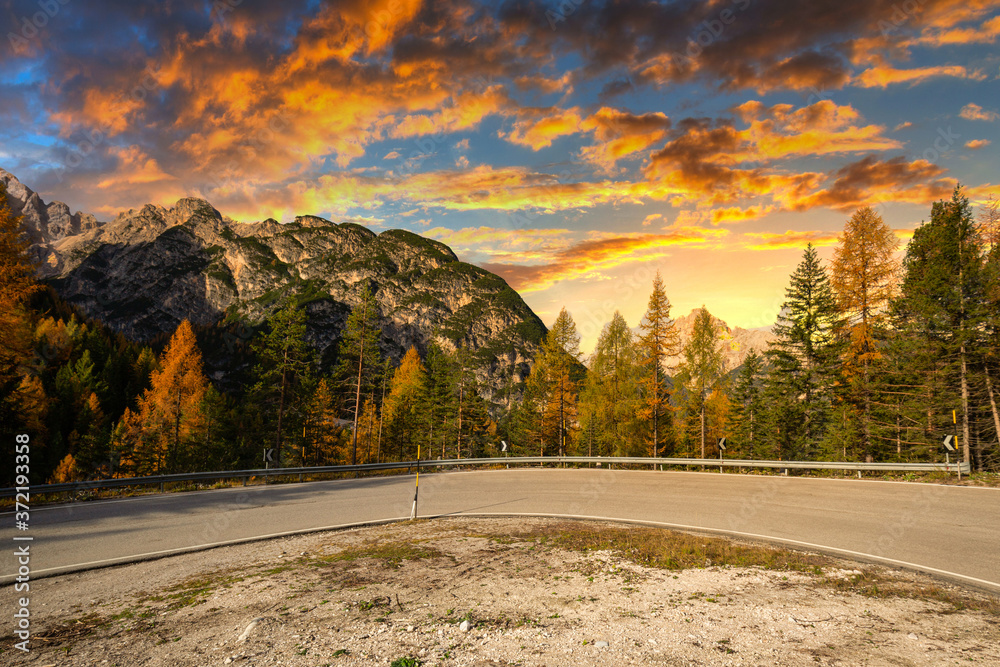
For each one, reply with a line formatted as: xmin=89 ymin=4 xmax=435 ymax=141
xmin=1 ymin=0 xmax=998 ymax=353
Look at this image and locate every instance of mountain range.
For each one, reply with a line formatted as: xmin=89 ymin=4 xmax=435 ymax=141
xmin=1 ymin=168 xmax=545 ymax=396
xmin=3 ymin=168 xmax=775 ymax=394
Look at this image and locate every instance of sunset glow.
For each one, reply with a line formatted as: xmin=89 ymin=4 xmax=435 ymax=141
xmin=3 ymin=0 xmax=998 ymax=350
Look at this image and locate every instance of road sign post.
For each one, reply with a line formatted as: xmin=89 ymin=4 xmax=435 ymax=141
xmin=717 ymin=437 xmax=726 ymax=474
xmin=263 ymin=448 xmax=274 ymax=484
xmin=943 ymin=433 xmax=959 ymax=481
xmin=952 ymin=410 xmax=961 ymax=482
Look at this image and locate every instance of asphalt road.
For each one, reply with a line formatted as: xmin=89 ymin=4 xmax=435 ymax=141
xmin=2 ymin=469 xmax=998 ymax=592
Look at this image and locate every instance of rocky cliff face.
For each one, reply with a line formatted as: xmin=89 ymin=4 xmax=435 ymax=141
xmin=2 ymin=169 xmax=545 ymax=397
xmin=667 ymin=308 xmax=775 ymax=373
xmin=1 ymin=169 xmax=102 ymax=270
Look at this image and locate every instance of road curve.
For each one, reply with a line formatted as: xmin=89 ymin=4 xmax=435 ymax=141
xmin=2 ymin=469 xmax=998 ymax=593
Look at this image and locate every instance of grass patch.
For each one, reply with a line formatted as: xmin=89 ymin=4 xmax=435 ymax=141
xmin=485 ymin=522 xmax=831 ymax=573
xmin=477 ymin=521 xmax=1000 ymax=616
xmin=143 ymin=569 xmax=246 ymax=610
xmin=820 ymin=570 xmax=1000 ymax=615
xmin=320 ymin=541 xmax=450 ymax=569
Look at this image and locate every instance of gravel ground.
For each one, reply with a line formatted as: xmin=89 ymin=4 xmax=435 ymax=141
xmin=1 ymin=517 xmax=998 ymax=666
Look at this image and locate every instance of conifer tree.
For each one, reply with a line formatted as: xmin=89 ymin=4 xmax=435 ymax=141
xmin=528 ymin=308 xmax=582 ymax=458
xmin=675 ymin=307 xmax=725 ymax=459
xmin=580 ymin=311 xmax=645 ymax=456
xmin=422 ymin=341 xmax=456 ymax=459
xmin=893 ymin=187 xmax=985 ymax=467
xmin=763 ymin=243 xmax=841 ymax=458
xmin=337 ymin=283 xmax=381 ymax=465
xmin=251 ymin=304 xmax=314 ymax=466
xmin=638 ymin=272 xmax=680 ymax=458
xmin=304 ymin=378 xmax=346 ymax=465
xmin=382 ymin=346 xmax=427 ymax=460
xmin=977 ymin=194 xmax=1000 ymax=465
xmin=135 ymin=320 xmax=209 ymax=473
xmin=579 ymin=311 xmax=644 ymax=456
xmin=830 ymin=207 xmax=900 ymax=460
xmin=727 ymin=349 xmax=764 ymax=459
xmin=0 ymin=182 xmax=40 ymax=456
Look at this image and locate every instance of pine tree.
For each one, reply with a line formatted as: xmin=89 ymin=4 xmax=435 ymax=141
xmin=251 ymin=304 xmax=314 ymax=467
xmin=977 ymin=194 xmax=1000 ymax=466
xmin=763 ymin=244 xmax=841 ymax=459
xmin=830 ymin=207 xmax=900 ymax=460
xmin=727 ymin=349 xmax=764 ymax=459
xmin=134 ymin=320 xmax=209 ymax=473
xmin=528 ymin=308 xmax=582 ymax=458
xmin=337 ymin=283 xmax=381 ymax=465
xmin=423 ymin=341 xmax=457 ymax=459
xmin=675 ymin=307 xmax=725 ymax=459
xmin=305 ymin=378 xmax=347 ymax=465
xmin=638 ymin=272 xmax=680 ymax=459
xmin=893 ymin=187 xmax=986 ymax=467
xmin=579 ymin=312 xmax=645 ymax=457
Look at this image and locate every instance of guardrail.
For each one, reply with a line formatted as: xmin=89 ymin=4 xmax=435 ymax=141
xmin=0 ymin=456 xmax=971 ymax=498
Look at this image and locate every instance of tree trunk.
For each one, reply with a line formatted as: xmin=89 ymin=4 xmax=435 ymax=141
xmin=985 ymin=366 xmax=1000 ymax=447
xmin=652 ymin=359 xmax=659 ymax=469
xmin=700 ymin=394 xmax=706 ymax=460
xmin=275 ymin=344 xmax=289 ymax=467
xmin=960 ymin=342 xmax=971 ymax=466
xmin=377 ymin=374 xmax=386 ymax=464
xmin=172 ymin=386 xmax=182 ymax=473
xmin=351 ymin=296 xmax=368 ymax=467
xmin=457 ymin=380 xmax=464 ymax=459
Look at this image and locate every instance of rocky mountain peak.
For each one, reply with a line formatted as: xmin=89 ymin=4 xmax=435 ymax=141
xmin=3 ymin=169 xmax=545 ymax=398
xmin=0 ymin=168 xmax=103 ymax=251
xmin=669 ymin=308 xmax=775 ymax=372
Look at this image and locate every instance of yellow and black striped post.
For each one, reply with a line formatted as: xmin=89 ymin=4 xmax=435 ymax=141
xmin=410 ymin=443 xmax=420 ymax=520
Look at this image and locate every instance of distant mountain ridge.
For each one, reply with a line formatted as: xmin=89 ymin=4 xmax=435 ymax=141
xmin=667 ymin=308 xmax=775 ymax=372
xmin=1 ymin=168 xmax=546 ymax=396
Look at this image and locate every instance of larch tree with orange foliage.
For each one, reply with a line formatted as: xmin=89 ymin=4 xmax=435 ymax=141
xmin=382 ymin=346 xmax=427 ymax=461
xmin=638 ymin=272 xmax=680 ymax=459
xmin=0 ymin=181 xmax=41 ymax=448
xmin=134 ymin=320 xmax=209 ymax=473
xmin=830 ymin=207 xmax=900 ymax=459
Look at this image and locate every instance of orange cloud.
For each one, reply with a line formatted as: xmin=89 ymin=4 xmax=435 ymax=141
xmin=96 ymin=146 xmax=178 ymax=190
xmin=503 ymin=108 xmax=584 ymax=150
xmin=906 ymin=15 xmax=1000 ymax=47
xmin=710 ymin=205 xmax=775 ymax=225
xmin=960 ymin=103 xmax=999 ymax=121
xmin=577 ymin=108 xmax=671 ymax=170
xmin=221 ymin=165 xmax=633 ymax=221
xmin=480 ymin=229 xmax=729 ymax=293
xmin=743 ymin=230 xmax=839 ymax=250
xmin=738 ymin=100 xmax=901 ymax=159
xmin=425 ymin=226 xmax=573 ymax=256
xmin=788 ymin=156 xmax=955 ymax=212
xmin=391 ymin=86 xmax=512 ymax=139
xmin=855 ymin=65 xmax=985 ymax=88
xmin=966 ymin=139 xmax=992 ymax=149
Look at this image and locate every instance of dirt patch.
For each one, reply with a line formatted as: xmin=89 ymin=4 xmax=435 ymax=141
xmin=1 ymin=517 xmax=997 ymax=666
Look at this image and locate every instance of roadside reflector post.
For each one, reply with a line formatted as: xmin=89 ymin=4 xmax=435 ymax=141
xmin=718 ymin=438 xmax=726 ymax=474
xmin=410 ymin=443 xmax=420 ymax=520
